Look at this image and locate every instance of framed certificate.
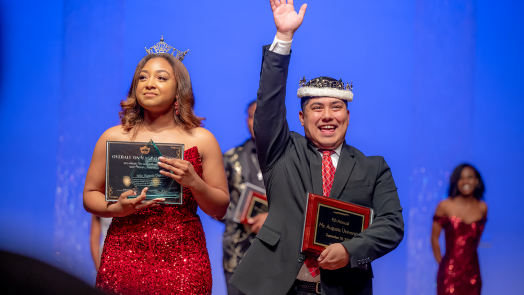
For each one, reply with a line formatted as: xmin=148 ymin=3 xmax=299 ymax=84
xmin=232 ymin=183 xmax=267 ymax=224
xmin=301 ymin=193 xmax=374 ymax=256
xmin=105 ymin=140 xmax=184 ymax=204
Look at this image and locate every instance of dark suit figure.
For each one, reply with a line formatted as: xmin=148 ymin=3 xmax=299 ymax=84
xmin=221 ymin=101 xmax=267 ymax=295
xmin=230 ymin=2 xmax=403 ymax=295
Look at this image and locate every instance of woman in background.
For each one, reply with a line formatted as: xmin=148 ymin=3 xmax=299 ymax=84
xmin=83 ymin=38 xmax=229 ymax=295
xmin=89 ymin=215 xmax=112 ymax=271
xmin=432 ymin=164 xmax=487 ymax=295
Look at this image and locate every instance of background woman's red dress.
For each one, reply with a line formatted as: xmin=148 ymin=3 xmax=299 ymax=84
xmin=434 ymin=215 xmax=486 ymax=295
xmin=96 ymin=147 xmax=212 ymax=295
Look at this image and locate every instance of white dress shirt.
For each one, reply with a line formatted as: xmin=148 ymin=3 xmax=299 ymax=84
xmin=269 ymin=35 xmax=292 ymax=55
xmin=318 ymin=144 xmax=343 ymax=169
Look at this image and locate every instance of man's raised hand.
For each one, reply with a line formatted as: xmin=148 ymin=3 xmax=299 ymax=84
xmin=270 ymin=0 xmax=307 ymax=41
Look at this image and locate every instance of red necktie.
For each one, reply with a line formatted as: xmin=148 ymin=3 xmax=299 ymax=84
xmin=320 ymin=149 xmax=336 ymax=197
xmin=303 ymin=149 xmax=336 ymax=278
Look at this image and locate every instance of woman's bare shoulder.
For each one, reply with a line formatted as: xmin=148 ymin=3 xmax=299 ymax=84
xmin=99 ymin=125 xmax=132 ymax=142
xmin=478 ymin=200 xmax=488 ymax=216
xmin=188 ymin=127 xmax=220 ymax=156
xmin=435 ymin=199 xmax=452 ymax=216
xmin=190 ymin=127 xmax=218 ymax=145
xmin=191 ymin=127 xmax=215 ymax=138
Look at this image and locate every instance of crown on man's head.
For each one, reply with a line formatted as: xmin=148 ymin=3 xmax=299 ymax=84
xmin=145 ymin=36 xmax=189 ymax=61
xmin=297 ymin=76 xmax=354 ymax=101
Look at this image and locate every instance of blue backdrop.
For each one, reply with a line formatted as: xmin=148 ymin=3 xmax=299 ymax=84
xmin=0 ymin=1 xmax=522 ymax=294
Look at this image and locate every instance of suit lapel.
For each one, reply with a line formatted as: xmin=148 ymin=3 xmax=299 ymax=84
xmin=330 ymin=143 xmax=355 ymax=199
xmin=308 ymin=144 xmax=323 ymax=196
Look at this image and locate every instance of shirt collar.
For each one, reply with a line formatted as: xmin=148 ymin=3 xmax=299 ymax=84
xmin=333 ymin=143 xmax=343 ymax=156
xmin=317 ymin=143 xmax=343 ymax=155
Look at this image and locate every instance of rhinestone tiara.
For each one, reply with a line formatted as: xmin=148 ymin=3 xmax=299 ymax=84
xmin=145 ymin=36 xmax=189 ymax=61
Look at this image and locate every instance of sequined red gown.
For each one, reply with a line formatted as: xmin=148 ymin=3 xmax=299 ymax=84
xmin=96 ymin=147 xmax=212 ymax=295
xmin=434 ymin=215 xmax=486 ymax=295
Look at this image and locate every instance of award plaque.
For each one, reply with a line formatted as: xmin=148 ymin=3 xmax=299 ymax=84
xmin=301 ymin=193 xmax=374 ymax=256
xmin=105 ymin=140 xmax=184 ymax=204
xmin=232 ymin=183 xmax=267 ymax=224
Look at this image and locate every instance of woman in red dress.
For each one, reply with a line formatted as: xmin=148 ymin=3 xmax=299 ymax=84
xmin=431 ymin=164 xmax=487 ymax=295
xmin=83 ymin=40 xmax=229 ymax=294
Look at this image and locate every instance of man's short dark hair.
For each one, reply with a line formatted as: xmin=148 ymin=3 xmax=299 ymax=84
xmin=300 ymin=96 xmax=348 ymax=112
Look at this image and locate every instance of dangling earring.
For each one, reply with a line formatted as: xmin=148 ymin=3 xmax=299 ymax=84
xmin=175 ymin=101 xmax=179 ymax=115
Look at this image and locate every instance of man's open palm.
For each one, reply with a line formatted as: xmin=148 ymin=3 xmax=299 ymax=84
xmin=270 ymin=0 xmax=307 ymax=39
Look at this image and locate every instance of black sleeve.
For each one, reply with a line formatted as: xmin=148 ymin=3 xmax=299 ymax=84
xmin=341 ymin=157 xmax=404 ymax=268
xmin=253 ymin=45 xmax=292 ymax=173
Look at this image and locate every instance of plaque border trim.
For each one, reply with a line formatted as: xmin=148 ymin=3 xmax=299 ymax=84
xmin=105 ymin=140 xmax=185 ymax=204
xmin=301 ymin=193 xmax=375 ymax=256
xmin=247 ymin=195 xmax=269 ymax=220
xmin=312 ymin=203 xmax=365 ymax=247
xmin=232 ymin=182 xmax=266 ymax=224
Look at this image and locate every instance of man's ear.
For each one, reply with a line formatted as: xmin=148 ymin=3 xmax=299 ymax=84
xmin=347 ymin=110 xmax=350 ymax=125
xmin=299 ymin=111 xmax=305 ymax=126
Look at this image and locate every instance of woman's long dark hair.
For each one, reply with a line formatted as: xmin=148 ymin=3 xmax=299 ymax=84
xmin=448 ymin=164 xmax=485 ymax=200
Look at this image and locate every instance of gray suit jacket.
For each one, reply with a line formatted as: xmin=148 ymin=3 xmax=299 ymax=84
xmin=230 ymin=46 xmax=404 ymax=295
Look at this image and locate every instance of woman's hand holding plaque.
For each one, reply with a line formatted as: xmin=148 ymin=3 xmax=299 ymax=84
xmin=107 ymin=187 xmax=164 ymax=217
xmin=158 ymin=157 xmax=200 ymax=189
xmin=105 ymin=141 xmax=185 ymax=204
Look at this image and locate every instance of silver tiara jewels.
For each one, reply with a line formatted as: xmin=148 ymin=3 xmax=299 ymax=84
xmin=145 ymin=36 xmax=189 ymax=61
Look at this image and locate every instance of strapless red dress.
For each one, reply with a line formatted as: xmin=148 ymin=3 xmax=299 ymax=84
xmin=96 ymin=147 xmax=212 ymax=295
xmin=433 ymin=215 xmax=486 ymax=295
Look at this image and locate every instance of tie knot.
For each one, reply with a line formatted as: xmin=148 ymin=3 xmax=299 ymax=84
xmin=319 ymin=149 xmax=335 ymax=157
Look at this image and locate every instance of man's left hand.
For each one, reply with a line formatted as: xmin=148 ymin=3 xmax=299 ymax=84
xmin=271 ymin=0 xmax=307 ymax=41
xmin=318 ymin=243 xmax=350 ymax=270
xmin=247 ymin=212 xmax=268 ymax=234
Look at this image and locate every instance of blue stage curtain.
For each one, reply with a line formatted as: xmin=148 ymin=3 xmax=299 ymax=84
xmin=408 ymin=1 xmax=476 ymax=294
xmin=54 ymin=0 xmax=125 ymax=284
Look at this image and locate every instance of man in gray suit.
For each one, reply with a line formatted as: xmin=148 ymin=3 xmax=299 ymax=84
xmin=230 ymin=1 xmax=404 ymax=294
